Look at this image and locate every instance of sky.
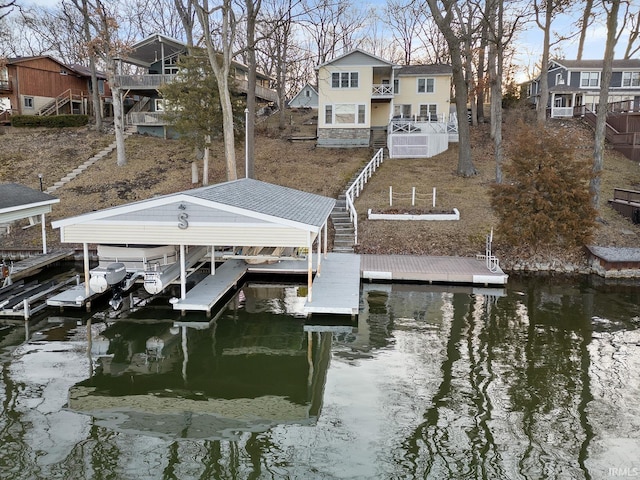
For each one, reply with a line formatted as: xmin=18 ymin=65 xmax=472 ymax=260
xmin=13 ymin=0 xmax=640 ymax=83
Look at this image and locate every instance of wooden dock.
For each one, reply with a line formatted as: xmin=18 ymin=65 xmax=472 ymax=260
xmin=172 ymin=259 xmax=248 ymax=313
xmin=304 ymin=253 xmax=360 ymax=316
xmin=6 ymin=249 xmax=75 ymax=282
xmin=361 ymin=254 xmax=508 ymax=285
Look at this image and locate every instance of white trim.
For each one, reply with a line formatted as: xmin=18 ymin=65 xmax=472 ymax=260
xmin=0 ymin=198 xmax=59 ymax=215
xmin=52 ymin=194 xmax=323 ymax=232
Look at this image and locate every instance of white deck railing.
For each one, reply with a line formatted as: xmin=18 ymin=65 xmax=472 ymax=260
xmin=127 ymin=111 xmax=167 ymax=125
xmin=345 ymin=148 xmax=384 ymax=244
xmin=391 ymin=119 xmax=447 ymax=134
xmin=551 ymin=106 xmax=574 ymax=118
xmin=372 ymin=84 xmax=393 ymax=97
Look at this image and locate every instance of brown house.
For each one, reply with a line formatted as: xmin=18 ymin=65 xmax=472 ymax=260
xmin=0 ymin=56 xmax=110 ymax=120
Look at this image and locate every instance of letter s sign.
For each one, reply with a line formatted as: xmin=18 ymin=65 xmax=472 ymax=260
xmin=178 ymin=212 xmax=189 ymax=229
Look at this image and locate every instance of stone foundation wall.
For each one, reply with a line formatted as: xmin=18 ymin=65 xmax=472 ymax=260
xmin=317 ymin=128 xmax=370 ymax=147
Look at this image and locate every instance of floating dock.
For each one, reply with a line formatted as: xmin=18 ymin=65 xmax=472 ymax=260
xmin=304 ymin=253 xmax=360 ymax=316
xmin=5 ymin=250 xmax=75 ymax=282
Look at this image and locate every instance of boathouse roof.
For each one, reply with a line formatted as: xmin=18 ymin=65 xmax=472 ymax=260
xmin=52 ymin=179 xmax=336 ymax=247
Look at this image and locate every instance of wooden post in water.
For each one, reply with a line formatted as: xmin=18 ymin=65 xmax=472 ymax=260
xmin=83 ymin=243 xmax=91 ymax=311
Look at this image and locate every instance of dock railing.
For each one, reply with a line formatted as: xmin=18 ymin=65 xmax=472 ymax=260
xmin=345 ymin=148 xmax=384 ymax=244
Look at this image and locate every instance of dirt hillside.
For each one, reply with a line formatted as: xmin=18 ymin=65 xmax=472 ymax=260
xmin=2 ymin=108 xmax=640 ymax=271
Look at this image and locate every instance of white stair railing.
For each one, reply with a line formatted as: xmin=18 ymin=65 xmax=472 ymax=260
xmin=344 ymin=148 xmax=384 ymax=244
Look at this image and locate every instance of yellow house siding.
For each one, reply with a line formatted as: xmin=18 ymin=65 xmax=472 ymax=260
xmin=317 ymin=65 xmax=372 ymax=129
xmin=371 ymin=103 xmax=391 ymax=127
xmin=394 ymin=75 xmax=451 ymax=119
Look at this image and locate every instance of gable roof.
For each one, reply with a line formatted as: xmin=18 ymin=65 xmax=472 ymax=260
xmin=396 ymin=64 xmax=453 ymax=76
xmin=0 ymin=183 xmax=59 ymax=213
xmin=122 ymin=33 xmax=187 ymax=68
xmin=317 ymin=48 xmax=395 ymax=69
xmin=288 ymin=83 xmax=319 ymax=106
xmin=52 ymin=179 xmax=335 ymax=231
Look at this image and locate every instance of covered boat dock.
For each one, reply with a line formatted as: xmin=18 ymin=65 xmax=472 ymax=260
xmin=51 ymin=179 xmax=343 ymax=314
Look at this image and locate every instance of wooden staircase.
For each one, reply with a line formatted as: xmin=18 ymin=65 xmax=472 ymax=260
xmin=331 ymin=191 xmax=356 ymax=253
xmin=370 ymin=128 xmax=387 ymax=150
xmin=583 ymin=101 xmax=640 ymax=161
xmin=36 ymin=89 xmax=86 ymax=116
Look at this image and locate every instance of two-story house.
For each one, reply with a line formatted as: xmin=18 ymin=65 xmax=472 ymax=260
xmin=0 ymin=56 xmax=109 ymax=123
xmin=315 ymin=49 xmax=453 ymax=158
xmin=113 ymin=33 xmax=278 ymax=138
xmin=527 ymin=58 xmax=640 ymax=118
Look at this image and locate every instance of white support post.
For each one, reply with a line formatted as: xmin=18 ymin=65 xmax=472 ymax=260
xmin=40 ymin=213 xmax=47 ymax=254
xmin=211 ymin=245 xmax=215 ymax=275
xmin=433 ymin=187 xmax=436 ymax=208
xmin=180 ymin=244 xmax=186 ymax=299
xmin=412 ymin=187 xmax=416 ymax=207
xmin=307 ymin=231 xmax=313 ymax=303
xmin=323 ymin=221 xmax=328 ymax=259
xmin=389 ymin=186 xmax=393 ymax=207
xmin=316 ymin=231 xmax=321 ymax=276
xmin=83 ymin=243 xmax=90 ymax=299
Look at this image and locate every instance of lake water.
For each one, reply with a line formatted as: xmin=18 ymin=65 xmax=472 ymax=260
xmin=1 ymin=275 xmax=639 ymax=479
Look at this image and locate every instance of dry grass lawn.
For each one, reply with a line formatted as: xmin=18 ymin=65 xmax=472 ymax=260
xmin=2 ymin=107 xmax=640 ymax=270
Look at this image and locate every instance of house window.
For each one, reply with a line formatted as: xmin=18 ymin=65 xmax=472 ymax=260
xmin=393 ymin=79 xmax=399 ymax=94
xmin=580 ymin=71 xmax=600 ymax=87
xmin=325 ymin=104 xmax=366 ymax=124
xmin=24 ymin=96 xmax=34 ymax=109
xmin=331 ymin=72 xmax=359 ymax=88
xmin=155 ymin=99 xmax=165 ymax=112
xmin=325 ymin=105 xmax=333 ymax=124
xmin=417 ymin=78 xmax=435 ymax=93
xmin=393 ymin=104 xmax=411 ymax=118
xmin=622 ymin=72 xmax=640 ymax=87
xmin=555 ymin=73 xmax=564 ymax=85
xmin=305 ymin=89 xmax=311 ymax=97
xmin=419 ymin=104 xmax=437 ymax=121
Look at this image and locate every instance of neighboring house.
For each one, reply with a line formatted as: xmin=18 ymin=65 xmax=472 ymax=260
xmin=113 ymin=33 xmax=278 ymax=138
xmin=527 ymin=58 xmax=640 ymax=118
xmin=0 ymin=56 xmax=109 ymax=121
xmin=288 ymin=83 xmax=318 ymax=109
xmin=315 ymin=49 xmax=453 ymax=158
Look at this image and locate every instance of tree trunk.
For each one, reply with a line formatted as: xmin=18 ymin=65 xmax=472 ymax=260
xmin=245 ymin=0 xmax=261 ymax=179
xmin=426 ymin=0 xmax=476 ymax=177
xmin=80 ymin=0 xmax=102 ymax=131
xmin=195 ymin=0 xmax=238 ymax=181
xmin=535 ymin=1 xmax=553 ymax=125
xmin=576 ymin=0 xmax=594 ymax=60
xmin=591 ymin=0 xmax=620 ymax=209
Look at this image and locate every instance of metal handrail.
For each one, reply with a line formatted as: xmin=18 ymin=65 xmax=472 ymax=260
xmin=344 ymin=148 xmax=384 ymax=244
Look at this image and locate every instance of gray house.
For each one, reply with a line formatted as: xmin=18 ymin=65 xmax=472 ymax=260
xmin=288 ymin=83 xmax=318 ymax=109
xmin=527 ymin=58 xmax=640 ymax=118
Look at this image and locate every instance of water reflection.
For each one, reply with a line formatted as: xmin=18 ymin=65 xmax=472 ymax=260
xmin=0 ymin=277 xmax=639 ymax=479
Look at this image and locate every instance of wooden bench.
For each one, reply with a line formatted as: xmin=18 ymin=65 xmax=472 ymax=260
xmin=609 ymin=188 xmax=640 ymax=223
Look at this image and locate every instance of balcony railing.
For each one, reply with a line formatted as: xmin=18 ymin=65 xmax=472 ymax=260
xmin=114 ymin=73 xmax=279 ymax=103
xmin=113 ymin=74 xmax=177 ymax=89
xmin=127 ymin=111 xmax=167 ymax=126
xmin=550 ymin=106 xmax=574 ymax=118
xmin=390 ymin=117 xmax=447 ymax=134
xmin=372 ymin=84 xmax=393 ymax=97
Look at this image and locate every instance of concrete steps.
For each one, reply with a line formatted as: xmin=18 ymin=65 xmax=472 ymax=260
xmin=45 ymin=132 xmax=132 ymax=194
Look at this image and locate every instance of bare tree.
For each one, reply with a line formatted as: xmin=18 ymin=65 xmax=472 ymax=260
xmin=591 ymin=0 xmax=621 ymax=209
xmin=0 ymin=0 xmax=15 ymax=21
xmin=623 ymin=7 xmax=640 ymax=59
xmin=533 ymin=0 xmax=574 ymax=124
xmin=192 ymin=0 xmax=238 ymax=181
xmin=576 ymin=0 xmax=594 ymax=60
xmin=382 ymin=0 xmax=424 ymax=64
xmin=416 ymin=15 xmax=450 ymax=64
xmin=426 ymin=0 xmax=477 ymax=177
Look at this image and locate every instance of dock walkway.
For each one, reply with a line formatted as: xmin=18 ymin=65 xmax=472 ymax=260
xmin=361 ymin=254 xmax=508 ymax=285
xmin=304 ymin=253 xmax=360 ymax=316
xmin=172 ymin=259 xmax=248 ymax=313
xmin=6 ymin=250 xmax=75 ymax=282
